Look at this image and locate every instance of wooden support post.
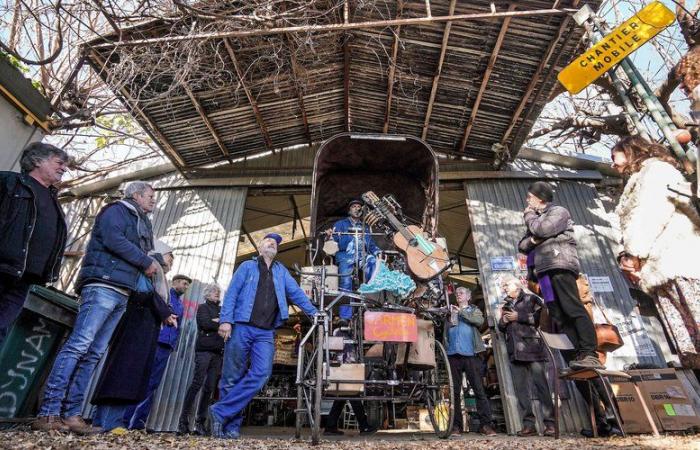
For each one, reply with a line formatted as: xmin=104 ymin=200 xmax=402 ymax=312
xmin=422 ymin=0 xmax=457 ymax=140
xmin=183 ymin=84 xmax=233 ymax=162
xmin=223 ymin=38 xmax=274 ymax=150
xmin=459 ymin=4 xmax=515 ymax=152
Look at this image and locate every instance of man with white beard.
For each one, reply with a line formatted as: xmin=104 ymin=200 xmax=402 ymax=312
xmin=210 ymin=233 xmax=318 ymax=439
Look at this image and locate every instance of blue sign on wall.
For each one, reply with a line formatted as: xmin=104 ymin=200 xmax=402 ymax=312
xmin=490 ymin=256 xmax=516 ymax=271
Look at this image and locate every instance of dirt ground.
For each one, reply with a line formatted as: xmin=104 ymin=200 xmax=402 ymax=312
xmin=0 ymin=427 xmax=698 ymax=450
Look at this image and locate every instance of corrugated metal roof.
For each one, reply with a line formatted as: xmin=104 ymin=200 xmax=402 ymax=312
xmin=465 ymin=179 xmax=671 ymax=434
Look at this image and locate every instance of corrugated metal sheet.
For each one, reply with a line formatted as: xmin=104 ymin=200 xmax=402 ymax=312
xmin=465 ymin=179 xmax=671 ymax=434
xmin=61 ymin=180 xmax=246 ymax=430
xmin=146 ymin=185 xmax=246 ymax=431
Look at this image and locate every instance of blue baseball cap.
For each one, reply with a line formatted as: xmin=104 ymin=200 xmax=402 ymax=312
xmin=263 ymin=233 xmax=283 ymax=245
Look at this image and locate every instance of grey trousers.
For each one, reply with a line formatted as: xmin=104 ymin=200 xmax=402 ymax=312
xmin=510 ymin=360 xmax=554 ymax=427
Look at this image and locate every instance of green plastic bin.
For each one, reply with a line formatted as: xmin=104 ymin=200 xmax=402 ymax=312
xmin=0 ymin=286 xmax=78 ymax=418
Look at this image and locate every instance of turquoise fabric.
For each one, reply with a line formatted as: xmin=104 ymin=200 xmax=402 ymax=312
xmin=357 ymin=260 xmax=416 ymax=299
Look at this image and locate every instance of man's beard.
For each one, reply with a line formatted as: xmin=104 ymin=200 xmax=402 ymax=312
xmin=261 ymin=247 xmax=277 ymax=259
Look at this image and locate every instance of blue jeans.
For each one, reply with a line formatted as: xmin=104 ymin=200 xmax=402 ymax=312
xmin=94 ymin=404 xmax=131 ymax=431
xmin=38 ymin=286 xmax=128 ymax=417
xmin=210 ymin=323 xmax=274 ymax=432
xmin=125 ymin=343 xmax=172 ymax=429
xmin=337 ymin=256 xmax=376 ymax=319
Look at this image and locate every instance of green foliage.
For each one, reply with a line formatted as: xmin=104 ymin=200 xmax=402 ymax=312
xmin=0 ymin=50 xmax=30 ymax=74
xmin=94 ymin=113 xmax=142 ymax=149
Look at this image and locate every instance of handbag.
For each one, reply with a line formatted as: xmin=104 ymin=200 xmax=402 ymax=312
xmin=591 ymin=295 xmax=624 ymax=353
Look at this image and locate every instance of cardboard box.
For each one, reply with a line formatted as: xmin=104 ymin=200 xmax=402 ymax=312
xmin=325 ymin=363 xmax=365 ymax=395
xmin=611 ymin=369 xmax=700 ymax=433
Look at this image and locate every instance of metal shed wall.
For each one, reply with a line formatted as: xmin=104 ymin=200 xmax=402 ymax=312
xmin=465 ymin=179 xmax=671 ymax=434
xmin=146 ymin=186 xmax=246 ymax=431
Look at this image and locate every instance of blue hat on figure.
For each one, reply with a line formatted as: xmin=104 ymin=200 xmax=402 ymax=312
xmin=263 ymin=233 xmax=283 ymax=245
xmin=348 ymin=199 xmax=363 ymax=208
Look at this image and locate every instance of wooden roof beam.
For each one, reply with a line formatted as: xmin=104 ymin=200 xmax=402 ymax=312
xmin=93 ymin=7 xmax=577 ymax=46
xmin=458 ymin=4 xmax=515 ymax=153
xmin=500 ymin=0 xmax=579 ymax=146
xmin=183 ymin=84 xmax=233 ymax=163
xmin=85 ymin=50 xmax=187 ymax=169
xmin=383 ymin=2 xmax=404 ymax=134
xmin=422 ymin=0 xmax=457 ymax=141
xmin=343 ymin=0 xmax=351 ymax=132
xmin=223 ymin=38 xmax=274 ymax=150
xmin=343 ymin=36 xmax=351 ymax=132
xmin=287 ymin=46 xmax=313 ymax=145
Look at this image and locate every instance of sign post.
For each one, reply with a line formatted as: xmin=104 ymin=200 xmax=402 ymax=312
xmin=558 ymin=2 xmax=675 ymax=94
xmin=559 ymin=2 xmax=695 ymax=171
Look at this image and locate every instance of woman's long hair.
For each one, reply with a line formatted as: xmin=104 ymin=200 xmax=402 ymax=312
xmin=612 ymin=136 xmax=680 ymax=176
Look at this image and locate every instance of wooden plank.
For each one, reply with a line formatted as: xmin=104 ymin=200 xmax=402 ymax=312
xmin=422 ymin=0 xmax=457 ymax=141
xmin=182 ymin=84 xmax=232 ymax=162
xmin=223 ymin=38 xmax=274 ymax=150
xmin=459 ymin=4 xmax=515 ymax=152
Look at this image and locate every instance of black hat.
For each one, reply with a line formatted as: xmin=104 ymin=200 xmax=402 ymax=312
xmin=528 ymin=181 xmax=554 ymax=203
xmin=347 ymin=199 xmax=363 ymax=208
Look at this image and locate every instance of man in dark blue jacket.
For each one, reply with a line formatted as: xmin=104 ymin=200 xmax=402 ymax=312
xmin=33 ymin=181 xmax=159 ymax=434
xmin=0 ymin=143 xmax=69 ymax=345
xmin=127 ymin=273 xmax=191 ymax=429
xmin=210 ymin=233 xmax=318 ymax=439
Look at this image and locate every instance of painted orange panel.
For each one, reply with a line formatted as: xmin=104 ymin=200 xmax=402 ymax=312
xmin=363 ymin=311 xmax=418 ymax=343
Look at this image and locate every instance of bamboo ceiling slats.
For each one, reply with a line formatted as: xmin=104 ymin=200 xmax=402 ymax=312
xmin=84 ymin=0 xmax=597 ymax=173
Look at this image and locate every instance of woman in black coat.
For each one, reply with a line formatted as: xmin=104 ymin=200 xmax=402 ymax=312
xmin=92 ymin=247 xmax=176 ymax=432
xmin=497 ymin=274 xmax=555 ymax=437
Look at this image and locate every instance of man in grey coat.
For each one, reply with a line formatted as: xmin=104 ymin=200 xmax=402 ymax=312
xmin=518 ymin=181 xmax=601 ymax=370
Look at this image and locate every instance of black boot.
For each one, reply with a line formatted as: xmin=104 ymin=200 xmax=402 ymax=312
xmin=177 ymin=416 xmax=190 ymax=435
xmin=193 ymin=419 xmax=207 ymax=436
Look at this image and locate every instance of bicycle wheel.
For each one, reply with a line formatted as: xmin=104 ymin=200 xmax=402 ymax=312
xmin=424 ymin=340 xmax=454 ymax=438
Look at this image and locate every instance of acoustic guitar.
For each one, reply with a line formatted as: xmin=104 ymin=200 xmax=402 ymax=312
xmin=362 ymin=191 xmax=451 ymax=280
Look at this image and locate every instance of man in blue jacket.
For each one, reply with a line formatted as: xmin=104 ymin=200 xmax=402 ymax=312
xmin=33 ymin=181 xmax=159 ymax=434
xmin=127 ymin=273 xmax=191 ymax=430
xmin=210 ymin=233 xmax=318 ymax=439
xmin=325 ymin=199 xmax=381 ymax=319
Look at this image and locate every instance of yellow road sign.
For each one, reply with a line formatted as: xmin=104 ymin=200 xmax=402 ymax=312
xmin=558 ymin=1 xmax=675 ymax=95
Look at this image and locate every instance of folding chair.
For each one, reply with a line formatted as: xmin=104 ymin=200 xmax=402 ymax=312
xmin=538 ymin=330 xmax=659 ymax=438
xmin=342 ymin=403 xmax=358 ymax=430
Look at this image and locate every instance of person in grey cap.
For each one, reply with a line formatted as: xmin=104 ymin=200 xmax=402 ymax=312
xmin=518 ymin=181 xmax=601 ymax=370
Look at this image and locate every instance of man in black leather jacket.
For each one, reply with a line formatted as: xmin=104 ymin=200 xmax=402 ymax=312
xmin=0 ymin=143 xmax=68 ymax=345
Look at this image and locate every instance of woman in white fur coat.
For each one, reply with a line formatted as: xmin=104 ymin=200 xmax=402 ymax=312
xmin=611 ymin=136 xmax=700 ymax=369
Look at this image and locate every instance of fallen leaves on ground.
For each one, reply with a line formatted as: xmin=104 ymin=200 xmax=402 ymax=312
xmin=0 ymin=430 xmax=697 ymax=450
